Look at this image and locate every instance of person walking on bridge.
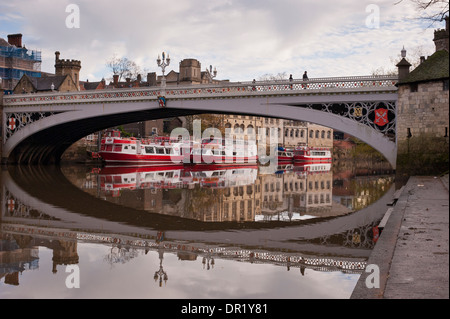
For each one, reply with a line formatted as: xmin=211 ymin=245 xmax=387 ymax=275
xmin=302 ymin=71 xmax=308 ymax=89
xmin=302 ymin=71 xmax=308 ymax=81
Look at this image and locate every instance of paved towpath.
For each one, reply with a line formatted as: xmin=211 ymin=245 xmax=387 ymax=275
xmin=351 ymin=174 xmax=449 ymax=299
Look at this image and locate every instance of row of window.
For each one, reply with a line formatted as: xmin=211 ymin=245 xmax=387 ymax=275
xmin=262 ymin=180 xmax=332 ymax=193
xmin=224 ymin=123 xmax=332 ymax=140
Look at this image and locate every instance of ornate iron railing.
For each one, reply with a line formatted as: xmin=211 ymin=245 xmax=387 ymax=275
xmin=3 ymin=75 xmax=398 ymax=107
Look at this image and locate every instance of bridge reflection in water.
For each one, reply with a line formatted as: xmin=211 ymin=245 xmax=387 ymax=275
xmin=0 ymin=164 xmax=395 ymax=298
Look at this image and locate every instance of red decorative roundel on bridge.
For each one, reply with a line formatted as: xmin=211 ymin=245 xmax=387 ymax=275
xmin=8 ymin=117 xmax=17 ymax=131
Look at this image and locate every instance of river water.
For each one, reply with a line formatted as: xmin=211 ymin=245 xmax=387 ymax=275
xmin=0 ymin=162 xmax=395 ymax=299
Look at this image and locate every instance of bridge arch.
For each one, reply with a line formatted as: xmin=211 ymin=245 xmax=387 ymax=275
xmin=2 ymin=76 xmax=398 ymax=166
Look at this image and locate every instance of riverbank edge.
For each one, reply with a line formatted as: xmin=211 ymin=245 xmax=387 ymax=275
xmin=350 ymin=174 xmax=449 ymax=299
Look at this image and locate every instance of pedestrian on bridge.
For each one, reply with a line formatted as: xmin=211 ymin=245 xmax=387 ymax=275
xmin=303 ymin=71 xmax=308 ymax=81
xmin=302 ymin=71 xmax=308 ymax=89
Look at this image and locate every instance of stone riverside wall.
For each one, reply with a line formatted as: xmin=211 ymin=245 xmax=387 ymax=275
xmin=0 ymin=90 xmax=3 ymax=160
xmin=396 ymin=80 xmax=449 ymax=175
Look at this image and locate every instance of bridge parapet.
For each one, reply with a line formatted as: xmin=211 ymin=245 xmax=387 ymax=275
xmin=3 ymin=75 xmax=398 ymax=107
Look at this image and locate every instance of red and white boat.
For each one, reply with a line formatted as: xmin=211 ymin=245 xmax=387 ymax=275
xmin=277 ymin=147 xmax=294 ymax=162
xmin=99 ymin=130 xmax=187 ymax=165
xmin=98 ymin=164 xmax=258 ymax=193
xmin=293 ymin=162 xmax=332 ymax=175
xmin=190 ymin=138 xmax=258 ymax=165
xmin=293 ymin=146 xmax=332 ymax=163
xmin=99 ymin=165 xmax=184 ymax=193
xmin=185 ymin=164 xmax=258 ymax=188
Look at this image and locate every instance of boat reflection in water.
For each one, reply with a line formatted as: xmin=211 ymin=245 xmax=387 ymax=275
xmin=95 ymin=162 xmax=337 ymax=223
xmin=0 ymin=163 xmax=395 ymax=298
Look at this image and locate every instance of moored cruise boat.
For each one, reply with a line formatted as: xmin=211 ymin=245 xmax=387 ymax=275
xmin=293 ymin=146 xmax=332 ymax=163
xmin=277 ymin=147 xmax=294 ymax=162
xmin=190 ymin=138 xmax=258 ymax=165
xmin=99 ymin=130 xmax=187 ymax=165
xmin=98 ymin=164 xmax=258 ymax=192
xmin=99 ymin=165 xmax=184 ymax=192
xmin=185 ymin=164 xmax=258 ymax=188
xmin=293 ymin=162 xmax=332 ymax=174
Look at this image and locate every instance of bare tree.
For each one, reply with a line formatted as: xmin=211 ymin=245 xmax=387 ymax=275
xmin=396 ymin=0 xmax=449 ymax=25
xmin=372 ymin=44 xmax=433 ymax=75
xmin=106 ymin=54 xmax=142 ymax=82
xmin=258 ymin=72 xmax=288 ymax=81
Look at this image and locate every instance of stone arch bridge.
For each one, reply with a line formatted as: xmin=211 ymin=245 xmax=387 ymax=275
xmin=2 ymin=75 xmax=398 ymax=166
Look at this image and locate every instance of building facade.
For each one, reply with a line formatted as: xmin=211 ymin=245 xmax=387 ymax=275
xmin=396 ymin=17 xmax=449 ymax=175
xmin=13 ymin=51 xmax=80 ymax=94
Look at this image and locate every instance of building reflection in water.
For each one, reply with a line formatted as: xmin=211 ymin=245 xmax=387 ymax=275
xmin=0 ymin=233 xmax=79 ymax=286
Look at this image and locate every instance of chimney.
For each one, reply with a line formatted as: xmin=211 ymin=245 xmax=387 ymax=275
xmin=147 ymin=72 xmax=157 ymax=86
xmin=113 ymin=74 xmax=119 ymax=86
xmin=420 ymin=56 xmax=426 ymax=64
xmin=7 ymin=34 xmax=22 ymax=47
xmin=55 ymin=51 xmax=60 ymax=62
xmin=396 ymin=47 xmax=412 ymax=82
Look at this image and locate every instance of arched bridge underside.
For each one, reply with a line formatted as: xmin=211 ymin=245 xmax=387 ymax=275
xmin=2 ymin=75 xmax=398 ymax=166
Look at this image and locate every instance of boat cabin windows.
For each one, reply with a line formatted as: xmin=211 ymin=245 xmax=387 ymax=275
xmin=155 ymin=147 xmax=166 ymax=155
xmin=311 ymin=151 xmax=327 ymax=156
xmin=145 ymin=146 xmax=155 ymax=154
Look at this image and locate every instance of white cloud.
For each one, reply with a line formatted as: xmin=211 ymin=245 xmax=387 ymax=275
xmin=0 ymin=0 xmax=445 ymax=82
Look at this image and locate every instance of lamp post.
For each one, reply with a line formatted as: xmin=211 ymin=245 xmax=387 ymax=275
xmin=154 ymin=246 xmax=168 ymax=287
xmin=206 ymin=65 xmax=217 ymax=83
xmin=156 ymin=51 xmax=170 ymax=95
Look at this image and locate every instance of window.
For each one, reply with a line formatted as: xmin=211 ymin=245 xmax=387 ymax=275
xmin=309 ymin=130 xmax=314 ymax=138
xmin=410 ymin=83 xmax=418 ymax=92
xmin=145 ymin=146 xmax=155 ymax=154
xmin=156 ymin=147 xmax=165 ymax=154
xmin=444 ymin=79 xmax=449 ymax=91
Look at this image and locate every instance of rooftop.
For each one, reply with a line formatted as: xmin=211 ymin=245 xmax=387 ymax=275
xmin=398 ymin=49 xmax=449 ymax=85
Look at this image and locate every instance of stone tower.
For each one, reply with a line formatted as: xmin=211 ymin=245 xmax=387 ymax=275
xmin=55 ymin=51 xmax=81 ymax=91
xmin=179 ymin=59 xmax=201 ymax=84
xmin=433 ymin=16 xmax=449 ymax=52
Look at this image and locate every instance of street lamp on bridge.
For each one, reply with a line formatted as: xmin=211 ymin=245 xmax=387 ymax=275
xmin=156 ymin=51 xmax=170 ymax=95
xmin=206 ymin=65 xmax=217 ymax=83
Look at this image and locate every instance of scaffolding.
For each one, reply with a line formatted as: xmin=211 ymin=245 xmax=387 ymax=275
xmin=0 ymin=45 xmax=42 ymax=92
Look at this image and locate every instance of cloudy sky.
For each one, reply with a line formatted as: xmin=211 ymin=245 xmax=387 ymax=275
xmin=0 ymin=0 xmax=446 ymax=82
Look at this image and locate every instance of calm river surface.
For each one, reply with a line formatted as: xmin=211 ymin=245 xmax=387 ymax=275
xmin=0 ymin=162 xmax=395 ymax=299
